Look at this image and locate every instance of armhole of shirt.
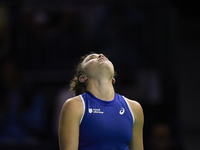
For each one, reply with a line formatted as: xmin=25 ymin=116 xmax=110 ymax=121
xmin=122 ymin=96 xmax=135 ymax=126
xmin=79 ymin=95 xmax=85 ymax=125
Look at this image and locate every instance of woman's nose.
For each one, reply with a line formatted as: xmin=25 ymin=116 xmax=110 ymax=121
xmin=98 ymin=54 xmax=104 ymax=58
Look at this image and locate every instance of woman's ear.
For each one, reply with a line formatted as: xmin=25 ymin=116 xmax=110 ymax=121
xmin=112 ymin=78 xmax=115 ymax=84
xmin=79 ymin=75 xmax=88 ymax=83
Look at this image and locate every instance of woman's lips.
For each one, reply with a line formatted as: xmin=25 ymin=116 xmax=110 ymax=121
xmin=98 ymin=57 xmax=107 ymax=61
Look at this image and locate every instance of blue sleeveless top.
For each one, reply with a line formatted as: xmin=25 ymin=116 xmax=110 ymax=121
xmin=79 ymin=91 xmax=135 ymax=150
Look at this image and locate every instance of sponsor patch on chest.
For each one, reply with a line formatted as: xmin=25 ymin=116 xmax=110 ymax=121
xmin=88 ymin=108 xmax=104 ymax=114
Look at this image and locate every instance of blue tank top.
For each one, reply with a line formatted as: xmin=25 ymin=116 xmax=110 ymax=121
xmin=79 ymin=91 xmax=135 ymax=150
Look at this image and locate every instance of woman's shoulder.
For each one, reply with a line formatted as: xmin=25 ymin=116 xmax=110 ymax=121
xmin=123 ymin=97 xmax=144 ymax=119
xmin=59 ymin=95 xmax=84 ymax=139
xmin=126 ymin=98 xmax=142 ymax=109
xmin=62 ymin=95 xmax=82 ymax=108
xmin=121 ymin=96 xmax=142 ymax=109
xmin=61 ymin=95 xmax=83 ymax=117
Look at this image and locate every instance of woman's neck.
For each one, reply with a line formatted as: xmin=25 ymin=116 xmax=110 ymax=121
xmin=86 ymin=78 xmax=115 ymax=101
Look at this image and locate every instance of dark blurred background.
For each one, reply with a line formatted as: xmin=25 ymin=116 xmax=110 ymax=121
xmin=0 ymin=0 xmax=199 ymax=150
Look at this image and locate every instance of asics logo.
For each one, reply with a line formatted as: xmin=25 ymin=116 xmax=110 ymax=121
xmin=119 ymin=108 xmax=125 ymax=115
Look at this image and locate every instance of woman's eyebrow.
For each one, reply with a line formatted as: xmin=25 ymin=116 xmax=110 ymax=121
xmin=90 ymin=54 xmax=98 ymax=57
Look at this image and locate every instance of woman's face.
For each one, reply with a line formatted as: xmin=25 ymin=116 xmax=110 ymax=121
xmin=81 ymin=53 xmax=114 ymax=78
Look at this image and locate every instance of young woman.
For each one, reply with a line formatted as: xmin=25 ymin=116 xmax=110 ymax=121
xmin=58 ymin=53 xmax=144 ymax=150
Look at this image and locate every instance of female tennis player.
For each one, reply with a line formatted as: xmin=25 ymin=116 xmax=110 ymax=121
xmin=58 ymin=53 xmax=144 ymax=150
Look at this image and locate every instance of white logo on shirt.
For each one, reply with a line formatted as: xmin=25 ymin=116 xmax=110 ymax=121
xmin=89 ymin=108 xmax=93 ymax=113
xmin=119 ymin=108 xmax=125 ymax=115
xmin=88 ymin=108 xmax=104 ymax=114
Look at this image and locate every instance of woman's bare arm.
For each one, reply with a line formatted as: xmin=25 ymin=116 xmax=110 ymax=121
xmin=58 ymin=96 xmax=83 ymax=150
xmin=127 ymin=99 xmax=144 ymax=150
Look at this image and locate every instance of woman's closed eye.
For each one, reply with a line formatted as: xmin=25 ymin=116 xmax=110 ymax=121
xmin=87 ymin=55 xmax=97 ymax=62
